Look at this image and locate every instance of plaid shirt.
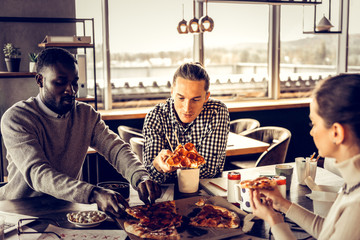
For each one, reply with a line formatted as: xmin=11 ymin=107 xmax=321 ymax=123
xmin=143 ymin=98 xmax=230 ymax=184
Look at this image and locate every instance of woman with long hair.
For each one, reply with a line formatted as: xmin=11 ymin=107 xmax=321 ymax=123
xmin=250 ymin=73 xmax=360 ymax=239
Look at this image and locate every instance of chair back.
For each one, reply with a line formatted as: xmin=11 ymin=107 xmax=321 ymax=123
xmin=117 ymin=125 xmax=143 ymax=144
xmin=0 ymin=129 xmax=4 ymax=183
xmin=130 ymin=137 xmax=145 ymax=162
xmin=230 ymin=118 xmax=260 ymax=135
xmin=242 ymin=126 xmax=291 ymax=167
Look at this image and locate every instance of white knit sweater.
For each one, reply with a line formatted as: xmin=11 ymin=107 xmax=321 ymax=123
xmin=272 ymin=154 xmax=360 ymax=240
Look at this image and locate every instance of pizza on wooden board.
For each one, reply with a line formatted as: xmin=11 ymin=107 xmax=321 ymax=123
xmin=124 ymin=201 xmax=182 ymax=240
xmin=189 ymin=203 xmax=240 ymax=229
xmin=165 ymin=142 xmax=205 ymax=168
xmin=240 ymin=176 xmax=277 ymax=190
xmin=123 ymin=199 xmax=240 ymax=239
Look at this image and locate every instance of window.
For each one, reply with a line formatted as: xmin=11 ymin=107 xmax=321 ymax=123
xmin=348 ymin=0 xmax=360 ymax=73
xmin=76 ymin=1 xmax=355 ymax=110
xmin=280 ymin=5 xmax=337 ymax=99
xmin=204 ymin=3 xmax=269 ymax=101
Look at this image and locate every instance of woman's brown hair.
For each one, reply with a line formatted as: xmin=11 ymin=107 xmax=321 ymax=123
xmin=313 ymin=73 xmax=360 ymax=142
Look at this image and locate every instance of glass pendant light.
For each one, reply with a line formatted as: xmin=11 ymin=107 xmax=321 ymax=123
xmin=200 ymin=0 xmax=214 ymax=32
xmin=177 ymin=4 xmax=188 ymax=34
xmin=188 ymin=0 xmax=200 ymax=33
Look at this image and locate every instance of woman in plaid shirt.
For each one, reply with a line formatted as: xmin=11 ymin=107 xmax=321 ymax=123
xmin=143 ymin=62 xmax=230 ymax=184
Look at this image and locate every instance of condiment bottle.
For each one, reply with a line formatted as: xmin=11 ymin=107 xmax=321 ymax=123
xmin=227 ymin=172 xmax=241 ymax=204
xmin=274 ymin=176 xmax=286 ymax=198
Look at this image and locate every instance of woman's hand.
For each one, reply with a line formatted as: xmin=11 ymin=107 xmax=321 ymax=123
xmin=258 ymin=186 xmax=292 ymax=213
xmin=249 ymin=189 xmax=284 ymax=227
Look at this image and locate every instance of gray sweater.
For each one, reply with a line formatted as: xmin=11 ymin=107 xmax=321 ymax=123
xmin=0 ymin=95 xmax=148 ymax=203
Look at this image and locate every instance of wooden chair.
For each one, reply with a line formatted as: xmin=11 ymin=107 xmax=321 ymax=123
xmin=130 ymin=137 xmax=145 ymax=163
xmin=230 ymin=118 xmax=260 ymax=135
xmin=117 ymin=125 xmax=143 ymax=144
xmin=230 ymin=126 xmax=291 ymax=169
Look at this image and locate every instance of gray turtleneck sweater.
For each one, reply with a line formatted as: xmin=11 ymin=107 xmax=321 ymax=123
xmin=0 ymin=95 xmax=148 ymax=203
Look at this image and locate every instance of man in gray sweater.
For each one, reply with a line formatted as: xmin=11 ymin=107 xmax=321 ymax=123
xmin=0 ymin=48 xmax=161 ymax=217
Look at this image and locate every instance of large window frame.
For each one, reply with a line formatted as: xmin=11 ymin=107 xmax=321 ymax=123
xmin=93 ymin=0 xmax=350 ymax=110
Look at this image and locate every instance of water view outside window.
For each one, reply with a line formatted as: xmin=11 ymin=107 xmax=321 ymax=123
xmin=106 ymin=0 xmax=193 ymax=108
xmin=203 ymin=3 xmax=269 ymax=101
xmin=76 ymin=1 xmax=357 ymax=109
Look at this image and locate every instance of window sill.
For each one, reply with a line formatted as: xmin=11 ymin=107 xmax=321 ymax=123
xmin=99 ymin=98 xmax=311 ymax=120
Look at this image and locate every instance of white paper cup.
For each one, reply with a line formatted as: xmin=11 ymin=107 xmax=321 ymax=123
xmin=296 ymin=157 xmax=317 ymax=185
xmin=235 ymin=184 xmax=252 ymax=213
xmin=177 ymin=168 xmax=200 ymax=193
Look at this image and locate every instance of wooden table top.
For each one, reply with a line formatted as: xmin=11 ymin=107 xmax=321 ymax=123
xmin=0 ymin=163 xmax=344 ymax=240
xmin=226 ymin=132 xmax=270 ymax=156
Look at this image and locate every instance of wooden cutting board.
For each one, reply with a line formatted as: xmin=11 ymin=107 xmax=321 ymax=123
xmin=115 ymin=196 xmax=253 ymax=240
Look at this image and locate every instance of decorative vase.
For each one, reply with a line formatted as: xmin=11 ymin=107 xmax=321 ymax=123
xmin=5 ymin=58 xmax=21 ymax=72
xmin=29 ymin=62 xmax=36 ymax=72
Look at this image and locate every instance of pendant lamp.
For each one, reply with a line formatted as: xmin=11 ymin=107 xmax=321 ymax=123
xmin=177 ymin=4 xmax=188 ymax=34
xmin=200 ymin=0 xmax=214 ymax=32
xmin=188 ymin=0 xmax=200 ymax=33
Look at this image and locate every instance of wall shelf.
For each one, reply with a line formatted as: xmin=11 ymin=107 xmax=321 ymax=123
xmin=38 ymin=43 xmax=94 ymax=48
xmin=207 ymin=0 xmax=322 ymax=5
xmin=0 ymin=17 xmax=98 ymax=110
xmin=0 ymin=72 xmax=36 ymax=78
xmin=303 ymin=30 xmax=341 ymax=34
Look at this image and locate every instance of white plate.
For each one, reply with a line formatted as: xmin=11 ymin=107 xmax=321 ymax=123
xmin=67 ymin=210 xmax=107 ymax=228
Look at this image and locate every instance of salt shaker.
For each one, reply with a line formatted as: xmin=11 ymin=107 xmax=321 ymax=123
xmin=227 ymin=172 xmax=241 ymax=204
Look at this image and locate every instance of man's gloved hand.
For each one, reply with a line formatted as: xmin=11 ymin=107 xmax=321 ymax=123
xmin=89 ymin=187 xmax=129 ymax=218
xmin=137 ymin=176 xmax=162 ymax=204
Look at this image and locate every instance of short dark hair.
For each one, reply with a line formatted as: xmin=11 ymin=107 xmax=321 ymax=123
xmin=172 ymin=62 xmax=210 ymax=92
xmin=313 ymin=73 xmax=360 ymax=142
xmin=36 ymin=47 xmax=77 ymax=73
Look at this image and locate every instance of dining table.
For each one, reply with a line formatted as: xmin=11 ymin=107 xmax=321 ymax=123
xmin=0 ymin=163 xmax=344 ymax=240
xmin=226 ymin=132 xmax=270 ymax=157
xmin=84 ymin=132 xmax=270 ymax=184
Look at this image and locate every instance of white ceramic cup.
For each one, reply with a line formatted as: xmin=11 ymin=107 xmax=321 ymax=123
xmin=234 ymin=184 xmax=252 ymax=213
xmin=177 ymin=168 xmax=200 ymax=193
xmin=296 ymin=157 xmax=317 ymax=185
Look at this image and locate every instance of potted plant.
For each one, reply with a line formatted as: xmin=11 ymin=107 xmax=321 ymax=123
xmin=3 ymin=43 xmax=21 ymax=72
xmin=28 ymin=52 xmax=38 ymax=72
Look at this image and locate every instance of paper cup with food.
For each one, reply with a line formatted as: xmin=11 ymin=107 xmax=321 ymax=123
xmin=166 ymin=142 xmax=206 ymax=193
xmin=235 ymin=177 xmax=277 ymax=212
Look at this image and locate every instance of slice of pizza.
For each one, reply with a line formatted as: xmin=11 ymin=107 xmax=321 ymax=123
xmin=124 ymin=201 xmax=182 ymax=240
xmin=124 ymin=220 xmax=180 ymax=240
xmin=189 ymin=204 xmax=240 ymax=229
xmin=240 ymin=176 xmax=277 ymax=190
xmin=166 ymin=142 xmax=206 ymax=168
